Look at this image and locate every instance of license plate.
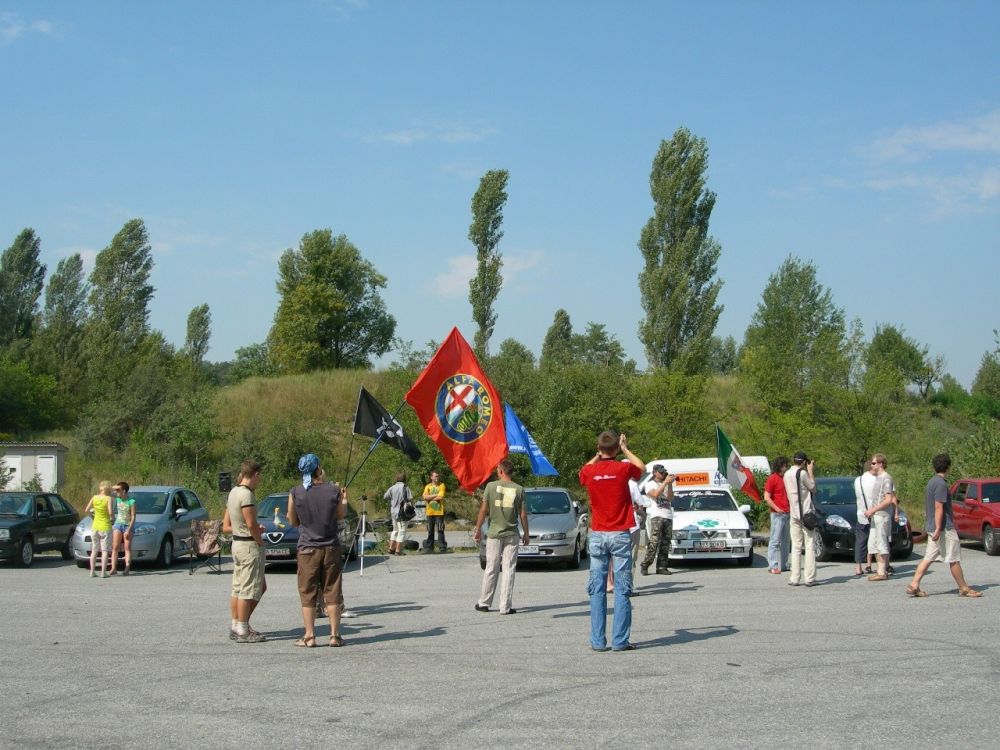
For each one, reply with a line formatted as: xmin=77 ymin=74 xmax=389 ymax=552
xmin=265 ymin=548 xmax=292 ymax=558
xmin=518 ymin=545 xmax=539 ymax=554
xmin=694 ymin=541 xmax=725 ymax=550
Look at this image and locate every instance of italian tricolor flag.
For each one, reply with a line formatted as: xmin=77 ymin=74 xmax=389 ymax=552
xmin=716 ymin=425 xmax=762 ymax=503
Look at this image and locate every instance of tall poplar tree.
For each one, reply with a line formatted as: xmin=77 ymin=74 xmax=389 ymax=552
xmin=637 ymin=128 xmax=723 ymax=373
xmin=468 ymin=169 xmax=509 ymax=359
xmin=0 ymin=228 xmax=47 ymax=349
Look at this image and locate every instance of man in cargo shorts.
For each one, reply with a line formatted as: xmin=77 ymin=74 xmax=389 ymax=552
xmin=863 ymin=453 xmax=896 ymax=582
xmin=223 ymin=459 xmax=267 ymax=643
xmin=906 ymin=453 xmax=982 ymax=598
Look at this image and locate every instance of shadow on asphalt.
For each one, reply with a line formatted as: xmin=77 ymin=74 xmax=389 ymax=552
xmin=638 ymin=624 xmax=738 ymax=649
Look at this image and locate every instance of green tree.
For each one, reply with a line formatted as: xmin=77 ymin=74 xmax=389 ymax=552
xmin=705 ymin=334 xmax=738 ymax=375
xmin=0 ymin=359 xmax=58 ymax=434
xmin=637 ymin=127 xmax=724 ymax=373
xmin=182 ymin=303 xmax=211 ymax=387
xmin=0 ymin=228 xmax=47 ymax=349
xmin=540 ymin=309 xmax=574 ymax=368
xmin=468 ymin=169 xmax=509 ymax=359
xmin=268 ymin=230 xmax=396 ymax=372
xmin=27 ymin=253 xmax=89 ymax=410
xmin=865 ymin=324 xmax=943 ymax=397
xmin=488 ymin=337 xmax=538 ymax=417
xmin=572 ymin=323 xmax=630 ymax=369
xmin=83 ymin=219 xmax=155 ymax=394
xmin=972 ymin=351 xmax=1000 ymax=402
xmin=230 ymin=342 xmax=276 ymax=381
xmin=741 ymin=256 xmax=850 ymax=405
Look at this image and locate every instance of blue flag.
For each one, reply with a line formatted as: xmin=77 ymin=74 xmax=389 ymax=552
xmin=503 ymin=403 xmax=558 ymax=476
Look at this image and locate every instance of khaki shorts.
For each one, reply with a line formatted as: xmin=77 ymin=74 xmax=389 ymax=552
xmin=867 ymin=514 xmax=890 ymax=555
xmin=296 ymin=546 xmax=344 ymax=608
xmin=231 ymin=540 xmax=265 ymax=600
xmin=91 ymin=529 xmax=111 ymax=552
xmin=923 ymin=528 xmax=961 ymax=564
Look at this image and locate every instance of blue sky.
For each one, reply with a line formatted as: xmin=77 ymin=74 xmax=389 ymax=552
xmin=2 ymin=1 xmax=998 ymax=386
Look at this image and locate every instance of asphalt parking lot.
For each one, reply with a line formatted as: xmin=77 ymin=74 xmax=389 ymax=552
xmin=4 ymin=543 xmax=1000 ymax=749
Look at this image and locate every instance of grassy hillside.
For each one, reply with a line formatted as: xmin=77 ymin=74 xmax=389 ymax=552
xmin=50 ymin=369 xmax=983 ymax=530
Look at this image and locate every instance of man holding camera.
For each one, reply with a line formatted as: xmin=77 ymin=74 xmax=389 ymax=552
xmin=639 ymin=465 xmax=675 ymax=576
xmin=784 ymin=452 xmax=818 ymax=587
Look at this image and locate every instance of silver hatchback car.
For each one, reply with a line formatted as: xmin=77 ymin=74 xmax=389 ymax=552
xmin=478 ymin=487 xmax=589 ymax=569
xmin=72 ymin=486 xmax=208 ymax=568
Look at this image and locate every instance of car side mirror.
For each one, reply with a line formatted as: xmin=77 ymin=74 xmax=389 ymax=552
xmin=37 ymin=511 xmax=50 ymax=519
xmin=738 ymin=504 xmax=751 ymax=514
xmin=175 ymin=507 xmax=186 ymax=517
xmin=573 ymin=501 xmax=581 ymax=516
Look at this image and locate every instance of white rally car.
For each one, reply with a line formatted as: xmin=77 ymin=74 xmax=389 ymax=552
xmin=642 ymin=457 xmax=767 ymax=567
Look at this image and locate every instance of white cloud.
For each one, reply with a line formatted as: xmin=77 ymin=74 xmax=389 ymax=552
xmin=52 ymin=246 xmax=99 ymax=272
xmin=363 ymin=119 xmax=497 ymax=146
xmin=865 ymin=167 xmax=1000 ymax=215
xmin=868 ymin=109 xmax=1000 ymax=162
xmin=0 ymin=13 xmax=52 ymax=43
xmin=432 ymin=250 xmax=544 ymax=298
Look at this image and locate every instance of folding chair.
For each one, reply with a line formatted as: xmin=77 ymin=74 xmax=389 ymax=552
xmin=189 ymin=519 xmax=224 ymax=575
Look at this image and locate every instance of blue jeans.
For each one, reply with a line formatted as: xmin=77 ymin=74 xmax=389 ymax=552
xmin=768 ymin=512 xmax=790 ymax=571
xmin=587 ymin=531 xmax=633 ymax=650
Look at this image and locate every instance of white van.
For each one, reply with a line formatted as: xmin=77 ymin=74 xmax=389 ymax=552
xmin=640 ymin=457 xmax=768 ymax=567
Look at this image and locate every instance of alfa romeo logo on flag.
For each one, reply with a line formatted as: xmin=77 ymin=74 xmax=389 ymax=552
xmin=435 ymin=373 xmax=494 ymax=443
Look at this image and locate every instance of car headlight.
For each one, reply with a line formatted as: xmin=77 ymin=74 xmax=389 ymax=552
xmin=826 ymin=514 xmax=852 ymax=529
xmin=132 ymin=524 xmax=157 ymax=536
xmin=0 ymin=529 xmax=9 ymax=540
xmin=76 ymin=522 xmax=89 ymax=535
xmin=540 ymin=532 xmax=566 ymax=540
xmin=672 ymin=530 xmax=689 ymax=540
xmin=729 ymin=530 xmax=749 ymax=539
xmin=897 ymin=511 xmax=908 ymax=525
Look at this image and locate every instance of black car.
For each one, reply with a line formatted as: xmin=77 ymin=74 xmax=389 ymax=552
xmin=812 ymin=477 xmax=913 ymax=562
xmin=257 ymin=493 xmax=363 ymax=564
xmin=0 ymin=491 xmax=80 ymax=567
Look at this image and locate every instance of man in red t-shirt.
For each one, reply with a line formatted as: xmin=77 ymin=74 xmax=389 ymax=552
xmin=764 ymin=456 xmax=791 ymax=574
xmin=579 ymin=430 xmax=644 ymax=652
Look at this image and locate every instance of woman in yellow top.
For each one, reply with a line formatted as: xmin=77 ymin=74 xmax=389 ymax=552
xmin=84 ymin=481 xmax=114 ymax=578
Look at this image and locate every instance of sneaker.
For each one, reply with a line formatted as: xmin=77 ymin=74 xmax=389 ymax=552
xmin=788 ymin=581 xmax=800 ymax=587
xmin=89 ymin=570 xmax=95 ymax=578
xmin=500 ymin=609 xmax=517 ymax=615
xmin=639 ymin=565 xmax=649 ymax=576
xmin=236 ymin=629 xmax=266 ymax=643
xmin=101 ymin=572 xmax=109 ymax=579
xmin=123 ymin=567 xmax=130 ymax=577
xmin=804 ymin=581 xmax=817 ymax=587
xmin=474 ymin=604 xmax=489 ymax=612
xmin=656 ymin=569 xmax=671 ymax=575
xmin=612 ymin=643 xmax=638 ymax=651
xmin=228 ymin=628 xmax=238 ymax=641
xmin=340 ymin=609 xmax=357 ymax=619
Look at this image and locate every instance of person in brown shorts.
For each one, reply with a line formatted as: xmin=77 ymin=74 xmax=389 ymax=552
xmin=288 ymin=454 xmax=348 ymax=647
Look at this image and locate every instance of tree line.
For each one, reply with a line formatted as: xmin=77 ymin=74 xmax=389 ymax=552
xmin=2 ymin=126 xmax=999 ymax=506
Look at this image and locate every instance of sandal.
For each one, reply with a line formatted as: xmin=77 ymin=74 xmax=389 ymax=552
xmin=958 ymin=588 xmax=983 ymax=598
xmin=906 ymin=586 xmax=928 ymax=598
xmin=295 ymin=636 xmax=316 ymax=648
xmin=864 ymin=566 xmax=873 ymax=574
xmin=329 ymin=634 xmax=344 ymax=647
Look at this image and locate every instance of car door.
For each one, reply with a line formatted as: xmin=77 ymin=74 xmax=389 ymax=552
xmin=32 ymin=495 xmax=59 ymax=551
xmin=47 ymin=494 xmax=76 ymax=550
xmin=170 ymin=490 xmax=197 ymax=556
xmin=963 ymin=483 xmax=985 ymax=539
xmin=952 ymin=482 xmax=970 ymax=537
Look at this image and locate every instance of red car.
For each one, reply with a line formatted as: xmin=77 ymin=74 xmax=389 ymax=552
xmin=951 ymin=478 xmax=1000 ymax=555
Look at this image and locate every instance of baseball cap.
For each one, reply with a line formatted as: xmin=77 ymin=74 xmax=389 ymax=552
xmin=652 ymin=464 xmax=666 ymax=474
xmin=793 ymin=451 xmax=808 ymax=462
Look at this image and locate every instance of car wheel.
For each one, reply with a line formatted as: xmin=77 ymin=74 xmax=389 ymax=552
xmin=17 ymin=537 xmax=34 ymax=568
xmin=580 ymin=536 xmax=589 ymax=558
xmin=76 ymin=559 xmax=88 ymax=569
xmin=480 ymin=557 xmax=487 ymax=570
xmin=61 ymin=534 xmax=75 ymax=560
xmin=984 ymin=524 xmax=1000 ymax=556
xmin=566 ymin=539 xmax=582 ymax=570
xmin=813 ymin=534 xmax=830 ymax=562
xmin=157 ymin=536 xmax=174 ymax=568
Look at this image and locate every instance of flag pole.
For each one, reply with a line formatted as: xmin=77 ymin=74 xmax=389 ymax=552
xmin=343 ymin=434 xmax=356 ymax=486
xmin=344 ymin=400 xmax=409 ymax=489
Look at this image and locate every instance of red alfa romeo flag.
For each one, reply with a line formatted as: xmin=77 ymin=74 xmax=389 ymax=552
xmin=405 ymin=327 xmax=507 ymax=490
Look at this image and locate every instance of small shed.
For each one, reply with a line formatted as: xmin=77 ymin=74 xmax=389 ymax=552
xmin=0 ymin=442 xmax=69 ymax=492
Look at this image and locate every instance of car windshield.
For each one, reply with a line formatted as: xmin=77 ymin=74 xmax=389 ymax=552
xmin=258 ymin=495 xmax=288 ymax=517
xmin=673 ymin=490 xmax=738 ymax=512
xmin=525 ymin=491 xmax=571 ymax=515
xmin=814 ymin=479 xmax=855 ymax=506
xmin=0 ymin=494 xmax=33 ymax=516
xmin=983 ymin=483 xmax=1000 ymax=503
xmin=133 ymin=491 xmax=169 ymax=514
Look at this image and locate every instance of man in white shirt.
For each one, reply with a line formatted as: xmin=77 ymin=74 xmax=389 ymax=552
xmin=639 ymin=465 xmax=675 ymax=576
xmin=853 ymin=460 xmax=876 ymax=576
